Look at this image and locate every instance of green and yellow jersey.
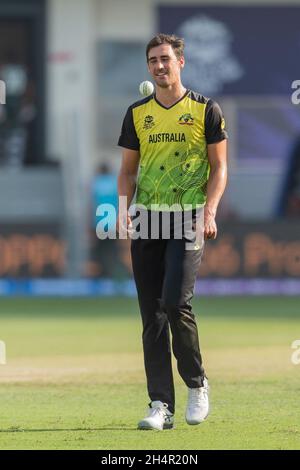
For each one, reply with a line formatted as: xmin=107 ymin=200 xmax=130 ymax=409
xmin=118 ymin=89 xmax=227 ymax=210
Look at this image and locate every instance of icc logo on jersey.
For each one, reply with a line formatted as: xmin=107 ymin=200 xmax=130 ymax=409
xmin=143 ymin=115 xmax=155 ymax=130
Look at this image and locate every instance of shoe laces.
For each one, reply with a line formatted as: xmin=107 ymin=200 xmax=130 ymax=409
xmin=148 ymin=402 xmax=169 ymax=418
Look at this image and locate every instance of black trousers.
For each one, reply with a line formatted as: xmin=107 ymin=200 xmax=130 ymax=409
xmin=131 ymin=236 xmax=205 ymax=414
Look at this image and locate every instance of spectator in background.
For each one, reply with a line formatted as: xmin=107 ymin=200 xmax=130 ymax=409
xmin=92 ymin=162 xmax=118 ymax=229
xmin=89 ymin=162 xmax=128 ymax=278
xmin=279 ymin=137 xmax=300 ymax=217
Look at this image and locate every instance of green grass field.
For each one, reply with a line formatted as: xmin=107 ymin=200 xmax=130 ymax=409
xmin=0 ymin=296 xmax=300 ymax=450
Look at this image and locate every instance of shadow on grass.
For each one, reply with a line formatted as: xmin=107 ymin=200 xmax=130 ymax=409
xmin=0 ymin=426 xmax=138 ymax=433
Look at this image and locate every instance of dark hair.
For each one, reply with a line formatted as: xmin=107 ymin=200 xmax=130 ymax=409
xmin=146 ymin=33 xmax=185 ymax=61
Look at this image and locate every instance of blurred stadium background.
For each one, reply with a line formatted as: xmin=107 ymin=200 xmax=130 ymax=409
xmin=0 ymin=0 xmax=300 ymax=450
xmin=0 ymin=0 xmax=299 ymax=295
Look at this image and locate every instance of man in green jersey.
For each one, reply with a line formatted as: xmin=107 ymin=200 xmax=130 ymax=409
xmin=118 ymin=33 xmax=228 ymax=431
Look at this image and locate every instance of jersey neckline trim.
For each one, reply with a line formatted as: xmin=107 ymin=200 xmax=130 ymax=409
xmin=154 ymin=89 xmax=190 ymax=110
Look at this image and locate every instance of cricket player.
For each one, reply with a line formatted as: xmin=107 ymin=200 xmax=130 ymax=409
xmin=117 ymin=34 xmax=228 ymax=430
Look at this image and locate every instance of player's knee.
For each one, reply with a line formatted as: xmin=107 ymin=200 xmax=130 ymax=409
xmin=161 ymin=297 xmax=193 ymax=319
xmin=162 ymin=298 xmax=181 ymax=315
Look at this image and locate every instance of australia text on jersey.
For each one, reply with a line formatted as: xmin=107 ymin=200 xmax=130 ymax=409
xmin=149 ymin=132 xmax=186 ymax=143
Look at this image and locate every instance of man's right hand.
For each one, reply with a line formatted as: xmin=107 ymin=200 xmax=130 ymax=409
xmin=116 ymin=211 xmax=132 ymax=234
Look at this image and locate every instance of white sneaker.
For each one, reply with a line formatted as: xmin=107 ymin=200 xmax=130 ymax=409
xmin=185 ymin=378 xmax=209 ymax=425
xmin=138 ymin=401 xmax=174 ymax=430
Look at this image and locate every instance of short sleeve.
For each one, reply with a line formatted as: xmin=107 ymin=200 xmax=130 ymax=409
xmin=118 ymin=106 xmax=140 ymax=150
xmin=205 ymin=100 xmax=228 ymax=144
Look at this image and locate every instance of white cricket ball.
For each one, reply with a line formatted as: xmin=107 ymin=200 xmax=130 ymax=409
xmin=139 ymin=81 xmax=154 ymax=97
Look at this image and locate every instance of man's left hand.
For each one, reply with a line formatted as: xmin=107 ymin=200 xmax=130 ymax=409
xmin=204 ymin=206 xmax=217 ymax=240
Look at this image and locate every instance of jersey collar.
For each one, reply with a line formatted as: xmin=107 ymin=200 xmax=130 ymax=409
xmin=154 ymin=89 xmax=190 ymax=110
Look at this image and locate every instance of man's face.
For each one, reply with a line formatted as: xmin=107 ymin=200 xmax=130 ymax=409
xmin=147 ymin=44 xmax=184 ymax=89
